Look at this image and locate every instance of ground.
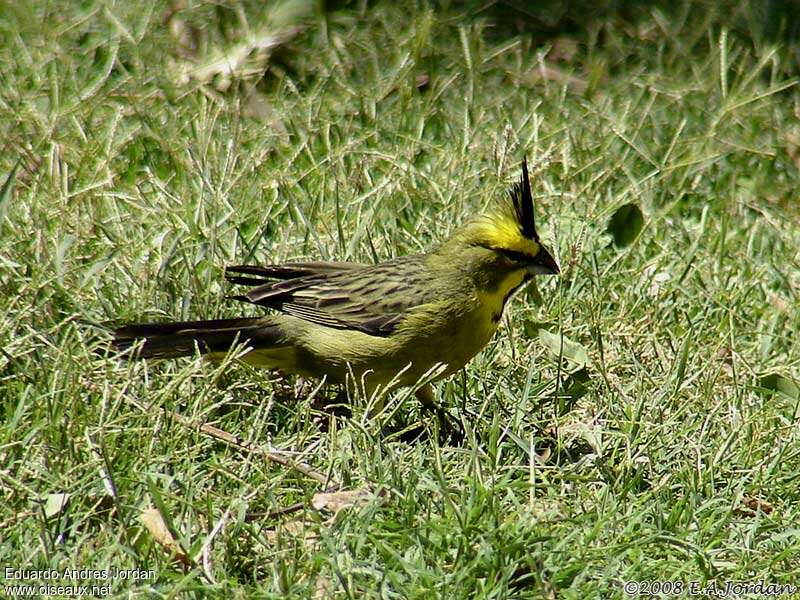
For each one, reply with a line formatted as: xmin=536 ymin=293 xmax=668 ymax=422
xmin=1 ymin=1 xmax=799 ymax=598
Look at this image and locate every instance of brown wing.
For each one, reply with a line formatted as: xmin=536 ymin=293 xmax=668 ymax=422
xmin=225 ymin=261 xmax=364 ymax=286
xmin=225 ymin=257 xmax=434 ymax=337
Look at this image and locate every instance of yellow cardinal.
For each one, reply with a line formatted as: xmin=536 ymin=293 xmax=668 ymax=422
xmin=113 ymin=158 xmax=559 ymax=409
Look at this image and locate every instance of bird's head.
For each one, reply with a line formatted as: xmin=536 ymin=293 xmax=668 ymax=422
xmin=445 ymin=158 xmax=559 ymax=279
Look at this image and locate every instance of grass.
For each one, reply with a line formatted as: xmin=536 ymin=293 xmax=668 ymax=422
xmin=2 ymin=1 xmax=799 ymax=597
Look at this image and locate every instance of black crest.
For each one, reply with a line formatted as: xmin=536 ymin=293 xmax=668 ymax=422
xmin=509 ymin=156 xmax=537 ymax=240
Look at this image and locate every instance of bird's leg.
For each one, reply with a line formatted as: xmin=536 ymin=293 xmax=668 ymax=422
xmin=309 ymin=385 xmax=352 ymax=418
xmin=293 ymin=377 xmax=312 ymax=401
xmin=415 ymin=384 xmax=464 ymax=445
xmin=413 ymin=383 xmax=438 ymax=413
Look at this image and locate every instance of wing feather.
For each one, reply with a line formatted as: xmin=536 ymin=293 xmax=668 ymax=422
xmin=225 ymin=256 xmax=434 ymax=337
xmin=225 ymin=261 xmax=364 ymax=285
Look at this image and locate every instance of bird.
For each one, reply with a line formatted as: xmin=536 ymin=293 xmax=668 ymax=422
xmin=112 ymin=158 xmax=559 ymax=419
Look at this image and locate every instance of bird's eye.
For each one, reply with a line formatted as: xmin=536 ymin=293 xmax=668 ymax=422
xmin=500 ymin=249 xmax=532 ymax=264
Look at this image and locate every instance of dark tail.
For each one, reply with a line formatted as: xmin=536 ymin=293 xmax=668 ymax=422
xmin=112 ymin=317 xmax=283 ymax=359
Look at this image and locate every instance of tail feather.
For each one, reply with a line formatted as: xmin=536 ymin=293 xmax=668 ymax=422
xmin=112 ymin=317 xmax=283 ymax=359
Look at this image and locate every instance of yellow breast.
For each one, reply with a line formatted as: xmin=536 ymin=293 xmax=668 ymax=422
xmin=476 ymin=269 xmax=526 ymax=325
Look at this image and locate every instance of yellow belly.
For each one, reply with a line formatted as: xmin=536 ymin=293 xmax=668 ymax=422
xmin=213 ymin=269 xmax=527 ymax=392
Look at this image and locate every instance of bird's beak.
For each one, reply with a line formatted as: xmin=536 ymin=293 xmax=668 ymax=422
xmin=528 ymin=247 xmax=560 ymax=275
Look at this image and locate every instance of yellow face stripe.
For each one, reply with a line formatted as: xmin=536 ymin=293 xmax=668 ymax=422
xmin=472 ymin=214 xmax=541 ymax=257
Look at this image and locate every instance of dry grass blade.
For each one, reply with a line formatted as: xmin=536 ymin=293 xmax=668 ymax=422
xmin=139 ymin=507 xmax=192 ymax=568
xmin=170 ymin=0 xmax=315 ymax=90
xmin=311 ymin=487 xmax=376 ymax=513
xmin=166 ymin=409 xmax=332 ymax=486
